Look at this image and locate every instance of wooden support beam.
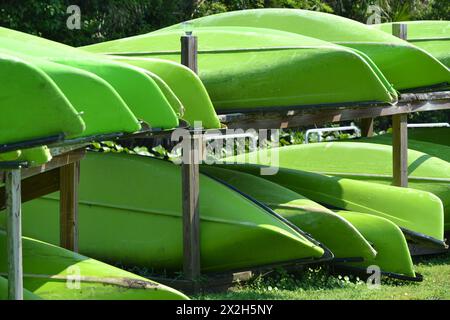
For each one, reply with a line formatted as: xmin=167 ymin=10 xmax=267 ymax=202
xmin=181 ymin=133 xmax=201 ymax=282
xmin=180 ymin=31 xmax=201 ymax=285
xmin=181 ymin=32 xmax=198 ymax=73
xmin=392 ymin=114 xmax=409 ymax=187
xmin=59 ymin=161 xmax=80 ymax=252
xmin=0 ymin=169 xmax=60 ymax=211
xmin=360 ymin=118 xmax=374 ymax=137
xmin=5 ymin=169 xmax=23 ymax=300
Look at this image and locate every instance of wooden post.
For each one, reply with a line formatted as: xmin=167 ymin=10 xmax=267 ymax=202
xmin=392 ymin=23 xmax=408 ymax=41
xmin=5 ymin=169 xmax=23 ymax=300
xmin=392 ymin=114 xmax=408 ymax=187
xmin=392 ymin=23 xmax=408 ymax=187
xmin=180 ymin=32 xmax=201 ymax=283
xmin=181 ymin=32 xmax=198 ymax=74
xmin=360 ymin=118 xmax=374 ymax=137
xmin=59 ymin=161 xmax=80 ymax=252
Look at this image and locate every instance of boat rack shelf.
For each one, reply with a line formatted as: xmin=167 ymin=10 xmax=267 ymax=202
xmin=218 ymin=90 xmax=450 ymax=130
xmin=0 ymin=125 xmax=176 ymax=300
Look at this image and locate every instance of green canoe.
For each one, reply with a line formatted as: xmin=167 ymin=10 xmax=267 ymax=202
xmin=160 ymin=9 xmax=450 ymax=92
xmin=83 ymin=26 xmax=397 ymax=113
xmin=0 ymin=231 xmax=188 ymax=300
xmin=201 ymin=165 xmax=418 ymax=279
xmin=234 ymin=142 xmax=450 ymax=231
xmin=372 ymin=21 xmax=450 ymax=68
xmin=334 ymin=210 xmax=416 ymax=280
xmin=405 ymin=127 xmax=450 ymax=147
xmin=359 ymin=133 xmax=450 ymax=163
xmin=0 ymin=27 xmax=179 ymax=131
xmin=217 ymin=162 xmax=445 ymax=247
xmin=3 ymin=152 xmax=330 ymax=273
xmin=108 ymin=57 xmax=221 ymax=129
xmin=0 ymin=52 xmax=85 ymax=146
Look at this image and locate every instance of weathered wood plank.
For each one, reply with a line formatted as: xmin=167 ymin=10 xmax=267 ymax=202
xmin=392 ymin=114 xmax=409 ymax=187
xmin=59 ymin=161 xmax=80 ymax=252
xmin=0 ymin=169 xmax=60 ymax=210
xmin=181 ymin=134 xmax=201 ymax=282
xmin=5 ymin=169 xmax=23 ymax=300
xmin=0 ymin=148 xmax=85 ymax=184
xmin=360 ymin=118 xmax=375 ymax=137
xmin=218 ymin=91 xmax=450 ymax=129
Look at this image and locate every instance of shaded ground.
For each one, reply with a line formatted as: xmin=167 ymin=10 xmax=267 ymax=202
xmin=194 ymin=253 xmax=450 ymax=300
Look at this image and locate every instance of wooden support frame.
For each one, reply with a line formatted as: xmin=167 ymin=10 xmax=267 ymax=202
xmin=180 ymin=32 xmax=201 ymax=285
xmin=0 ymin=148 xmax=85 ymax=299
xmin=5 ymin=168 xmax=23 ymax=300
xmin=391 ymin=23 xmax=409 ymax=187
xmin=360 ymin=118 xmax=375 ymax=137
xmin=59 ymin=161 xmax=80 ymax=252
xmin=392 ymin=113 xmax=409 ymax=187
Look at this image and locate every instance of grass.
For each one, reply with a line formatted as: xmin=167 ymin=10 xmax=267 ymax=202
xmin=193 ymin=253 xmax=450 ymax=300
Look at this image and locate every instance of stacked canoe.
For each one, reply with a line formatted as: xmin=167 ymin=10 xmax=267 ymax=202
xmin=1 ymin=8 xmax=449 ymax=299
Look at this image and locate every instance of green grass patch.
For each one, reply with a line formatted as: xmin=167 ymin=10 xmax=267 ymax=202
xmin=194 ymin=253 xmax=450 ymax=300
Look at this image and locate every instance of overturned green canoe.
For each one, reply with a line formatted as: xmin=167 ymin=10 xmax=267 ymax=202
xmin=201 ymin=165 xmax=376 ymax=261
xmin=202 ymin=165 xmax=419 ymax=279
xmin=108 ymin=57 xmax=221 ymax=129
xmin=0 ymin=231 xmax=188 ymax=300
xmin=334 ymin=210 xmax=416 ymax=280
xmin=83 ymin=26 xmax=397 ymax=112
xmin=218 ymin=162 xmax=445 ymax=247
xmin=233 ymin=142 xmax=450 ymax=231
xmin=0 ymin=27 xmax=179 ymax=130
xmin=0 ymin=52 xmax=85 ymax=146
xmin=405 ymin=127 xmax=450 ymax=147
xmin=372 ymin=21 xmax=450 ymax=68
xmin=3 ymin=152 xmax=329 ymax=273
xmin=359 ymin=133 xmax=450 ymax=163
xmin=161 ymin=9 xmax=450 ymax=91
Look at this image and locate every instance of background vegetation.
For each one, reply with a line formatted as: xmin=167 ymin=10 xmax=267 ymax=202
xmin=0 ymin=0 xmax=448 ymax=46
xmin=0 ymin=1 xmax=448 ymax=123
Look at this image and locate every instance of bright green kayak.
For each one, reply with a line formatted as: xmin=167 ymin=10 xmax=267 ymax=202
xmin=334 ymin=211 xmax=416 ymax=279
xmin=0 ymin=146 xmax=52 ymax=168
xmin=0 ymin=230 xmax=188 ymax=300
xmin=359 ymin=133 xmax=450 ymax=163
xmin=160 ymin=9 xmax=450 ymax=92
xmin=201 ymin=165 xmax=376 ymax=261
xmin=234 ymin=142 xmax=450 ymax=231
xmin=108 ymin=57 xmax=221 ymax=129
xmin=0 ymin=27 xmax=179 ymax=130
xmin=372 ymin=21 xmax=450 ymax=68
xmin=3 ymin=152 xmax=329 ymax=273
xmin=202 ymin=166 xmax=417 ymax=279
xmin=406 ymin=127 xmax=450 ymax=147
xmin=0 ymin=52 xmax=85 ymax=146
xmin=218 ymin=163 xmax=445 ymax=247
xmin=83 ymin=26 xmax=397 ymax=112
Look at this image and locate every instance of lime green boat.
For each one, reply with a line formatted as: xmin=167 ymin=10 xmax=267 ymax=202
xmin=372 ymin=21 xmax=450 ymax=68
xmin=159 ymin=9 xmax=450 ymax=92
xmin=83 ymin=26 xmax=398 ymax=113
xmin=201 ymin=166 xmax=418 ymax=279
xmin=333 ymin=210 xmax=416 ymax=280
xmin=0 ymin=27 xmax=179 ymax=131
xmin=107 ymin=57 xmax=221 ymax=129
xmin=0 ymin=52 xmax=85 ymax=146
xmin=359 ymin=133 xmax=450 ymax=163
xmin=2 ymin=152 xmax=330 ymax=273
xmin=406 ymin=127 xmax=450 ymax=147
xmin=218 ymin=162 xmax=445 ymax=248
xmin=0 ymin=230 xmax=188 ymax=300
xmin=228 ymin=142 xmax=450 ymax=233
